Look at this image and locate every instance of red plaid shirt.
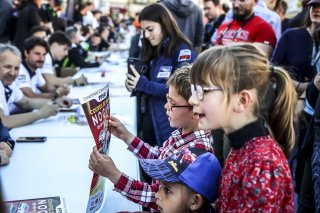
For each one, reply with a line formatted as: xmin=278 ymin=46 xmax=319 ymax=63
xmin=114 ymin=128 xmax=213 ymax=211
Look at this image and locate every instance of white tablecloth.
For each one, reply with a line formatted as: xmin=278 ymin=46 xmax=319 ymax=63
xmin=1 ymin=51 xmax=141 ymax=213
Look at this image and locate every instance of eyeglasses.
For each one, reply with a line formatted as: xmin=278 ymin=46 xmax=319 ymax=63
xmin=191 ymin=84 xmax=222 ymax=101
xmin=166 ymin=94 xmax=192 ymax=111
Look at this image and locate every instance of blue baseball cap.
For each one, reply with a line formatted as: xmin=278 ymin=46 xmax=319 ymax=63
xmin=139 ymin=147 xmax=221 ymax=202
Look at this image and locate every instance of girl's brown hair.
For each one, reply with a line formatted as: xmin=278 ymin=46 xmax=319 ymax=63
xmin=190 ymin=43 xmax=297 ymax=157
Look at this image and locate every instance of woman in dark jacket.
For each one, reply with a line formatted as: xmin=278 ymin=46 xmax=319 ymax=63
xmin=313 ymin=88 xmax=320 ymax=212
xmin=272 ymin=0 xmax=320 ymax=95
xmin=273 ymin=2 xmax=320 ymax=212
xmin=126 ymin=3 xmax=197 ymax=147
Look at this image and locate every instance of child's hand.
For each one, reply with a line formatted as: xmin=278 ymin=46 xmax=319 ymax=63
xmin=109 ymin=116 xmax=135 ymax=145
xmin=89 ymin=146 xmax=121 ymax=184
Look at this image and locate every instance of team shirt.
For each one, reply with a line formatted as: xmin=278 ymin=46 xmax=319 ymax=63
xmin=15 ymin=61 xmax=46 ymax=94
xmin=40 ymin=53 xmax=54 ymax=75
xmin=0 ymin=81 xmax=23 ymax=116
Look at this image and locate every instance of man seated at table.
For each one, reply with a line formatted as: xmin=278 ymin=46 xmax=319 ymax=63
xmin=0 ymin=119 xmax=15 ymax=166
xmin=14 ymin=36 xmax=70 ymax=100
xmin=87 ymin=32 xmax=110 ymax=52
xmin=0 ymin=43 xmax=70 ymax=129
xmin=63 ymin=26 xmax=103 ymax=69
xmin=31 ymin=30 xmax=88 ymax=87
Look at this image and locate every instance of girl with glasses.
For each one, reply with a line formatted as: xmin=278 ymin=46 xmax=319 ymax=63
xmin=188 ymin=43 xmax=296 ymax=212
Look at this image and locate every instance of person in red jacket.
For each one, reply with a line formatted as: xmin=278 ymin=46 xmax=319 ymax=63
xmin=188 ymin=43 xmax=296 ymax=212
xmin=215 ymin=0 xmax=276 ymax=57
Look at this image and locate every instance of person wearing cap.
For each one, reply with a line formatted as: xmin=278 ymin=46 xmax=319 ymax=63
xmin=89 ymin=65 xmax=213 ymax=211
xmin=286 ymin=0 xmax=311 ymax=30
xmin=139 ymin=147 xmax=221 ymax=213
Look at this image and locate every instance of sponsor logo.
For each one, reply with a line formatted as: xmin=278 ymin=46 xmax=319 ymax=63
xmin=178 ymin=49 xmax=191 ymax=62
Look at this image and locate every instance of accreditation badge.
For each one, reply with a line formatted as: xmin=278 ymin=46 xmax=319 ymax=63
xmin=157 ymin=66 xmax=172 ymax=78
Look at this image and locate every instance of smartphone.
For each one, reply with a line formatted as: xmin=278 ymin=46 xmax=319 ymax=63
xmin=16 ymin=137 xmax=47 ymax=143
xmin=59 ymin=108 xmax=78 ymax=112
xmin=127 ymin=58 xmax=148 ymax=76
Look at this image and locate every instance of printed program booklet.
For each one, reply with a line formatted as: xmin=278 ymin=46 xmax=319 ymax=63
xmin=4 ymin=196 xmax=67 ymax=213
xmin=80 ymin=84 xmax=111 ymax=213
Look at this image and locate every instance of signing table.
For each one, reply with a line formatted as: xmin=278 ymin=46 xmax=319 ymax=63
xmin=1 ymin=50 xmax=141 ymax=213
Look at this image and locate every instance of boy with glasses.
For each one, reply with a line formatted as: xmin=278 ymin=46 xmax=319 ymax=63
xmin=89 ymin=65 xmax=214 ymax=211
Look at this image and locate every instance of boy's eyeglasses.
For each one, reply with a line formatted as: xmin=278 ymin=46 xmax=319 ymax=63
xmin=166 ymin=94 xmax=192 ymax=111
xmin=191 ymin=84 xmax=222 ymax=101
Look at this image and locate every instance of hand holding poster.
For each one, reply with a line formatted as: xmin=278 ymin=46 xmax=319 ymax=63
xmin=80 ymin=84 xmax=111 ymax=213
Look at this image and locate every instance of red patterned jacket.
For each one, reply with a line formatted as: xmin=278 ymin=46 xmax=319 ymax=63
xmin=216 ymin=120 xmax=294 ymax=212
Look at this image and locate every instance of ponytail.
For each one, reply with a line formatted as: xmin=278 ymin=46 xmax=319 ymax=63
xmin=189 ymin=43 xmax=297 ymax=157
xmin=267 ymin=66 xmax=297 ymax=157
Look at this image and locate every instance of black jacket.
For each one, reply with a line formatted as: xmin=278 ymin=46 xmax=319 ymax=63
xmin=67 ymin=44 xmax=100 ymax=68
xmin=13 ymin=2 xmax=41 ymax=50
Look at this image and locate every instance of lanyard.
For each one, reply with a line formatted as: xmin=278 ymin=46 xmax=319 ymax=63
xmin=312 ymin=47 xmax=320 ymax=72
xmin=4 ymin=86 xmax=12 ymax=102
xmin=217 ymin=13 xmax=255 ymax=45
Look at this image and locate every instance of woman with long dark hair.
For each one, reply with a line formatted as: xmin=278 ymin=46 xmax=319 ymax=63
xmin=126 ymin=3 xmax=197 ymax=147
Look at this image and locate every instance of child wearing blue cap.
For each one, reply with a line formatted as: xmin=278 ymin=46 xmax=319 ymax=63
xmin=140 ymin=147 xmax=221 ymax=213
xmin=89 ymin=65 xmax=214 ymax=211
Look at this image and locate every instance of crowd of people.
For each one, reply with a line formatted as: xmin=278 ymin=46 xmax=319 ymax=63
xmin=1 ymin=0 xmax=320 ymax=212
